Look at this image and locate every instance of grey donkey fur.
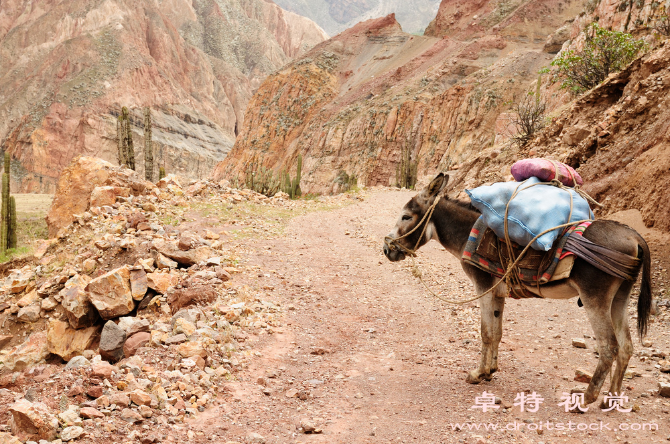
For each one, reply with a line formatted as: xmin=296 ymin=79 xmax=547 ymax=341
xmin=384 ymin=173 xmax=652 ymax=409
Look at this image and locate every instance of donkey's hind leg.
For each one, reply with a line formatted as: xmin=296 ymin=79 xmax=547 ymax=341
xmin=579 ymin=284 xmax=621 ymax=406
xmin=608 ymin=281 xmax=634 ymax=400
xmin=466 ymin=280 xmax=505 ymax=384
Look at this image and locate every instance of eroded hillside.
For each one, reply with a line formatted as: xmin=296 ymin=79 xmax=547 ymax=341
xmin=214 ymin=0 xmax=587 ymax=193
xmin=273 ymin=0 xmax=442 ymax=35
xmin=0 ymin=0 xmax=327 ymax=193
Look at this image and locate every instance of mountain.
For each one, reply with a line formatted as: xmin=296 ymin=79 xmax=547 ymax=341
xmin=0 ymin=0 xmax=327 ymax=193
xmin=214 ymin=0 xmax=587 ymax=193
xmin=272 ymin=0 xmax=442 ymax=35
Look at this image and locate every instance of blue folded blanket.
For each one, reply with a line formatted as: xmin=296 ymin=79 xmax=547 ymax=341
xmin=466 ymin=177 xmax=593 ymax=251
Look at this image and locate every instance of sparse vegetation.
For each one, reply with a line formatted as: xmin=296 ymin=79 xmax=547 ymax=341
xmin=1 ymin=152 xmax=17 ymax=254
xmin=550 ymin=23 xmax=647 ymax=94
xmin=280 ymin=154 xmax=302 ymax=199
xmin=335 ymin=170 xmax=358 ymax=193
xmin=395 ymin=141 xmax=419 ymax=190
xmin=117 ymin=106 xmax=136 ymax=170
xmin=144 ymin=107 xmax=154 ymax=182
xmin=508 ymin=76 xmax=547 ymax=147
xmin=244 ymin=156 xmax=281 ymax=197
xmin=653 ymin=15 xmax=670 ymax=37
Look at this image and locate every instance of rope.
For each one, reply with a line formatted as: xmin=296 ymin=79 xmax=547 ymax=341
xmin=384 ymin=178 xmax=601 ymax=305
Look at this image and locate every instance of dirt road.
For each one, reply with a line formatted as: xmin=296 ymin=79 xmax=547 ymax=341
xmin=193 ymin=189 xmax=670 ymax=444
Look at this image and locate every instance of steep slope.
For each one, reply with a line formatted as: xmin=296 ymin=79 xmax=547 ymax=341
xmin=214 ymin=0 xmax=587 ymax=193
xmin=273 ymin=0 xmax=442 ymax=35
xmin=0 ymin=0 xmax=327 ymax=193
xmin=447 ymin=0 xmax=670 ymax=230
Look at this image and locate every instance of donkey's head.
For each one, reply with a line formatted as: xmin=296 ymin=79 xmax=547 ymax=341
xmin=383 ymin=173 xmax=448 ymax=262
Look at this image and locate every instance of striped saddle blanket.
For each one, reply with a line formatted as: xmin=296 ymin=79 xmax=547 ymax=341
xmin=462 ymin=217 xmax=592 ymax=298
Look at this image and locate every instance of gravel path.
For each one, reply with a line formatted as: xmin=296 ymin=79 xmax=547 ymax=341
xmin=194 ymin=189 xmax=670 ymax=444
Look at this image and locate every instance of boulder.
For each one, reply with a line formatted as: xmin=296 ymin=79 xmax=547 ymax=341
xmin=90 ymin=186 xmax=129 ymax=208
xmin=99 ymin=321 xmax=126 ymax=363
xmin=91 ymin=362 xmax=118 ymax=379
xmin=123 ymin=332 xmax=151 ymax=358
xmin=60 ymin=425 xmax=84 ymax=442
xmin=146 ymin=272 xmax=179 ymax=295
xmin=117 ymin=316 xmax=137 ymax=333
xmin=120 ymin=408 xmax=143 ymax=423
xmin=8 ymin=399 xmax=59 ymax=441
xmin=61 ymin=275 xmax=98 ymax=329
xmin=177 ymin=341 xmax=207 ymax=359
xmin=86 ymin=266 xmax=134 ymax=319
xmin=129 ymin=390 xmax=152 ymax=406
xmin=151 ymin=239 xmax=214 ymax=267
xmin=168 ymin=285 xmax=218 ymax=314
xmin=3 ymin=332 xmax=49 ymax=372
xmin=5 ymin=270 xmax=34 ymax=294
xmin=130 ymin=269 xmax=148 ymax=301
xmin=80 ymin=407 xmax=104 ymax=419
xmin=156 ymin=253 xmax=178 ymax=270
xmin=17 ymin=290 xmax=39 ymax=308
xmin=46 ymin=320 xmax=100 ymax=361
xmin=46 ymin=157 xmax=155 ymax=238
xmin=0 ymin=432 xmax=22 ymax=444
xmin=17 ymin=305 xmax=40 ymax=323
xmin=127 ymin=319 xmax=151 ymax=336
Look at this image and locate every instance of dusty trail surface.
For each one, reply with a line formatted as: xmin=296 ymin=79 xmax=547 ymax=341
xmin=194 ymin=190 xmax=670 ymax=444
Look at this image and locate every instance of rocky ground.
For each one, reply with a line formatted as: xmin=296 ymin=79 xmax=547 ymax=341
xmin=0 ymin=166 xmax=668 ymax=443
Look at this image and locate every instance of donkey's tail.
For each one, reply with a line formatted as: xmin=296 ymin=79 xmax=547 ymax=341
xmin=636 ymin=232 xmax=652 ymax=339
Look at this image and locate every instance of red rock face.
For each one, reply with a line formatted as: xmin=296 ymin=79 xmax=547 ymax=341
xmin=0 ymin=0 xmax=327 ymax=193
xmin=214 ymin=1 xmax=585 ymax=193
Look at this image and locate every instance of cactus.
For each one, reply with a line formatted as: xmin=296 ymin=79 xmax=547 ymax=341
xmin=144 ymin=107 xmax=153 ymax=181
xmin=292 ymin=154 xmax=302 ymax=198
xmin=8 ymin=196 xmax=16 ymax=249
xmin=159 ymin=166 xmax=166 ymax=180
xmin=0 ymin=153 xmax=17 ymax=253
xmin=1 ymin=153 xmax=9 ymax=254
xmin=395 ymin=141 xmax=418 ymax=189
xmin=117 ymin=116 xmax=126 ymax=166
xmin=280 ymin=155 xmax=302 ymax=199
xmin=119 ymin=107 xmax=136 ymax=170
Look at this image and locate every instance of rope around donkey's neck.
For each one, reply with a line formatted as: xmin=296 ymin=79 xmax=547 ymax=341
xmin=385 ymin=180 xmax=598 ymax=305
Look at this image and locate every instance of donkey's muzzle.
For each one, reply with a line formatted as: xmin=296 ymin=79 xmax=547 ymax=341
xmin=383 ymin=238 xmax=405 ymax=262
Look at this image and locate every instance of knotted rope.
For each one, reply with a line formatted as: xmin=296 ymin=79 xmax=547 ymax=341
xmin=384 ymin=178 xmax=601 ymax=305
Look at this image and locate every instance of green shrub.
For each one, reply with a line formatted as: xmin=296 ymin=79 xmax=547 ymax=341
xmin=550 ymin=23 xmax=646 ymax=94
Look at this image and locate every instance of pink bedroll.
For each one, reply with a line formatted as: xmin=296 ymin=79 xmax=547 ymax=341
xmin=511 ymin=158 xmax=583 ymax=187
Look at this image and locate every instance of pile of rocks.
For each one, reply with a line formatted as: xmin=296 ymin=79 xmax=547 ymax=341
xmin=0 ymin=157 xmax=289 ymax=442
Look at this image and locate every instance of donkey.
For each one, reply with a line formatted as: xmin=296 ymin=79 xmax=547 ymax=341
xmin=383 ymin=173 xmax=652 ymax=408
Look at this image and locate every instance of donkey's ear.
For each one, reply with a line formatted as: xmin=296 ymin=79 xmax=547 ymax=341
xmin=425 ymin=173 xmax=449 ymax=197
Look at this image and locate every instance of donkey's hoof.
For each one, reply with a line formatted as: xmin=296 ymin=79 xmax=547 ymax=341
xmin=466 ymin=371 xmax=484 ymax=384
xmin=568 ymin=405 xmax=588 ymax=414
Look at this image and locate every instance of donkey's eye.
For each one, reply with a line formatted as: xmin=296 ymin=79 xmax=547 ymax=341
xmin=402 ymin=215 xmax=412 ymax=221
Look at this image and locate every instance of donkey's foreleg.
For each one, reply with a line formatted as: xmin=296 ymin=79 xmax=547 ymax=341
xmin=466 ymin=291 xmax=505 ymax=384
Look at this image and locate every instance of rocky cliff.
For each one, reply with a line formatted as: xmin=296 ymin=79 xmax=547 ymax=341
xmin=214 ymin=0 xmax=587 ymax=193
xmin=0 ymin=0 xmax=327 ymax=193
xmin=450 ymin=0 xmax=670 ymax=230
xmin=273 ymin=0 xmax=442 ymax=35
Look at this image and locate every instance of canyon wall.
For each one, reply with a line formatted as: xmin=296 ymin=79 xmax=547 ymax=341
xmin=0 ymin=0 xmax=327 ymax=193
xmin=215 ymin=0 xmax=588 ymax=193
xmin=273 ymin=0 xmax=442 ymax=35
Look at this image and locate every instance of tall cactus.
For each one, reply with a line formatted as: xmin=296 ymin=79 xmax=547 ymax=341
xmin=144 ymin=108 xmax=153 ymax=181
xmin=119 ymin=107 xmax=136 ymax=170
xmin=1 ymin=153 xmax=9 ymax=254
xmin=117 ymin=116 xmax=126 ymax=166
xmin=159 ymin=166 xmax=166 ymax=180
xmin=280 ymin=155 xmax=302 ymax=199
xmin=292 ymin=154 xmax=302 ymax=198
xmin=8 ymin=196 xmax=16 ymax=249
